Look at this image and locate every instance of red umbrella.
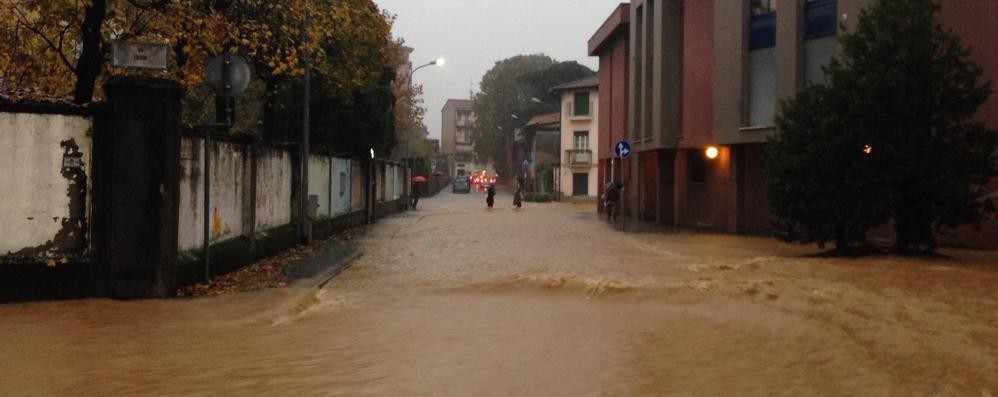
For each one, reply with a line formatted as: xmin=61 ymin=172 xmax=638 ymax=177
xmin=411 ymin=176 xmax=428 ymax=183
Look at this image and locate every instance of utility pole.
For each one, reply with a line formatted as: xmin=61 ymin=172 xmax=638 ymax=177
xmin=300 ymin=9 xmax=312 ymax=244
xmin=404 ymin=61 xmax=413 ymax=210
xmin=404 ymin=57 xmax=444 ymax=208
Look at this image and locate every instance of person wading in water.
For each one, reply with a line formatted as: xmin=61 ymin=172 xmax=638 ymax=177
xmin=604 ymin=181 xmax=621 ymax=222
xmin=513 ymin=184 xmax=523 ymax=209
xmin=411 ymin=183 xmax=421 ymax=210
xmin=486 ymin=184 xmax=496 ymax=208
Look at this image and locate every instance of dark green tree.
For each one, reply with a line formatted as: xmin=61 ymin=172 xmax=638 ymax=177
xmin=518 ymin=61 xmax=596 ymax=105
xmin=472 ymin=54 xmax=555 ymax=177
xmin=275 ymin=66 xmax=396 ymax=157
xmin=767 ymin=0 xmax=996 ymax=253
xmin=472 ymin=56 xmax=595 ymax=178
xmin=766 ymin=84 xmax=889 ymax=252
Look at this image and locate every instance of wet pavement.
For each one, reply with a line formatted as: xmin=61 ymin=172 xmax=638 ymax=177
xmin=2 ymin=187 xmax=997 ymax=396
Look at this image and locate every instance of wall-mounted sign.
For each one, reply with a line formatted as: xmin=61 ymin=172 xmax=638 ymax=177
xmin=62 ymin=155 xmax=82 ymax=169
xmin=111 ymin=41 xmax=169 ymax=70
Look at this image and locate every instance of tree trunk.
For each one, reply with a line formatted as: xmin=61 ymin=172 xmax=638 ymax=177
xmin=834 ymin=226 xmax=848 ymax=255
xmin=894 ymin=203 xmax=935 ymax=254
xmin=73 ymin=0 xmax=106 ymax=105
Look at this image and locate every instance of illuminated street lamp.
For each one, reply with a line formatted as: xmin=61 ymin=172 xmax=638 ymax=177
xmin=404 ymin=57 xmax=445 ymax=208
xmin=411 ymin=58 xmax=446 ymax=76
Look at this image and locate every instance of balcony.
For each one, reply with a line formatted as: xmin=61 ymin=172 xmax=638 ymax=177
xmin=566 ymin=149 xmax=592 ymax=166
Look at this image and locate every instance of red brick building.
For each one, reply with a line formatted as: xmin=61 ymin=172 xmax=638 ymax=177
xmin=588 ymin=4 xmax=630 ymax=210
xmin=592 ymin=0 xmax=997 ymax=249
xmin=931 ymin=1 xmax=998 ymax=248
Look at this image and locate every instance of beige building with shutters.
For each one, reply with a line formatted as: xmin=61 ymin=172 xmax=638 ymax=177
xmin=552 ymin=76 xmax=600 ymax=201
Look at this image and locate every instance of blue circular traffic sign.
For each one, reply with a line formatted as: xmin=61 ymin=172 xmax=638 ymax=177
xmin=614 ymin=140 xmax=632 ymax=158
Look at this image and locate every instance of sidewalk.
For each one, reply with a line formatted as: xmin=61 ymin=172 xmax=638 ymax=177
xmin=177 ymin=229 xmax=363 ymax=297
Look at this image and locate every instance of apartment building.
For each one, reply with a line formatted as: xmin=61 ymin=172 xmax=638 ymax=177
xmin=440 ymin=99 xmax=481 ymax=176
xmin=552 ymin=76 xmax=600 ymax=200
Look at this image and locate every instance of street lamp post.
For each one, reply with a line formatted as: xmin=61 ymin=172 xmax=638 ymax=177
xmin=404 ymin=57 xmax=444 ymax=209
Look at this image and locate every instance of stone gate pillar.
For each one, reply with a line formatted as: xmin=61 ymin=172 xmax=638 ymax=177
xmin=101 ymin=76 xmax=184 ymax=299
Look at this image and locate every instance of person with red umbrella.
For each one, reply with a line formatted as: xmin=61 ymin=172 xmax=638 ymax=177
xmin=411 ymin=176 xmax=428 ymax=209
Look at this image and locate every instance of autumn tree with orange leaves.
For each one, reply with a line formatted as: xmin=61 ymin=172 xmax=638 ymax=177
xmin=1 ymin=0 xmax=403 ymax=155
xmin=0 ymin=0 xmax=393 ymax=108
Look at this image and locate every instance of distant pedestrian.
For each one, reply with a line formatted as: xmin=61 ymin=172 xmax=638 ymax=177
xmin=486 ymin=184 xmax=496 ymax=208
xmin=411 ymin=184 xmax=421 ymax=210
xmin=513 ymin=184 xmax=523 ymax=209
xmin=605 ymin=182 xmax=621 ymax=222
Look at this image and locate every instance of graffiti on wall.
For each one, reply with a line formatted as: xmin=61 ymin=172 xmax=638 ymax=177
xmin=211 ymin=207 xmax=232 ymax=241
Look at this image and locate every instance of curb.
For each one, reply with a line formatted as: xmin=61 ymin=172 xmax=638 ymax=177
xmin=316 ymin=252 xmax=363 ymax=289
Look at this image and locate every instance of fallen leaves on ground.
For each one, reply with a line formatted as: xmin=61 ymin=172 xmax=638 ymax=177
xmin=177 ymin=229 xmax=362 ymax=298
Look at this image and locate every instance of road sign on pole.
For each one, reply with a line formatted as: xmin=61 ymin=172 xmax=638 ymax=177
xmin=206 ymin=54 xmax=251 ymax=98
xmin=615 ymin=140 xmax=632 ymax=158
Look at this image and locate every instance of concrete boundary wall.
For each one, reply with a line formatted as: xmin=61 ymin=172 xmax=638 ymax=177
xmin=306 ymin=155 xmax=354 ymax=219
xmin=176 ymin=134 xmax=401 ymax=255
xmin=256 ymin=147 xmax=294 ymax=231
xmin=0 ymin=111 xmax=93 ymax=263
xmin=179 ymin=137 xmax=250 ymax=251
xmin=173 ymin=131 xmax=409 ymax=286
xmin=1 ymin=79 xmax=413 ymax=301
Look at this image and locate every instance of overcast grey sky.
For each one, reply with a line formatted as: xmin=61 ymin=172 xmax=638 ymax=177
xmin=374 ymin=0 xmax=621 ymax=140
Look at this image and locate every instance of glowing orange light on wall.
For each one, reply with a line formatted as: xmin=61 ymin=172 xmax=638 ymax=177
xmin=863 ymin=145 xmax=873 ymax=155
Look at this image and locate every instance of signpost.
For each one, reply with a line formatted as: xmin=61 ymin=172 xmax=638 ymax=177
xmin=614 ymin=140 xmax=631 ymax=231
xmin=200 ymin=53 xmax=251 ymax=283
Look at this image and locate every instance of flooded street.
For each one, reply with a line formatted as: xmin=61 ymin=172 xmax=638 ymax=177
xmin=2 ymin=189 xmax=997 ymax=396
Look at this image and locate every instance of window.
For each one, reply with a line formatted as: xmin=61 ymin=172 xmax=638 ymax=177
xmin=573 ymin=91 xmax=590 ymax=117
xmin=456 ymin=129 xmax=471 ymax=144
xmin=804 ymin=0 xmax=838 ymax=84
xmin=573 ymin=131 xmax=589 ymax=150
xmin=748 ymin=0 xmax=777 ymax=126
xmin=643 ymin=0 xmax=655 ymax=141
xmin=634 ymin=3 xmax=644 ymax=142
xmin=751 ymin=0 xmax=777 ymax=16
xmin=689 ymin=152 xmax=707 ymax=184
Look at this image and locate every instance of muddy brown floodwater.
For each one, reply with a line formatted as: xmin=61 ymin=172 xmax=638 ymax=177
xmin=2 ymin=189 xmax=997 ymax=396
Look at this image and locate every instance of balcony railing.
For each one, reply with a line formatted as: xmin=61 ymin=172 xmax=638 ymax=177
xmin=566 ymin=149 xmax=592 ymax=166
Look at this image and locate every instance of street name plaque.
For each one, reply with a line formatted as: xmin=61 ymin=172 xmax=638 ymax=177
xmin=111 ymin=41 xmax=169 ymax=70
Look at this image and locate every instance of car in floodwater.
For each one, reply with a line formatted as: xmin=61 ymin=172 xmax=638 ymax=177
xmin=453 ymin=176 xmax=471 ymax=194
